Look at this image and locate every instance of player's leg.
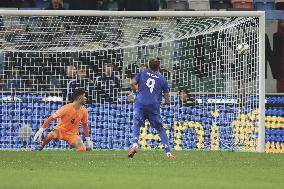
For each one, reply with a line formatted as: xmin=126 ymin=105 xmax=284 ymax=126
xmin=72 ymin=138 xmax=86 ymax=152
xmin=128 ymin=105 xmax=145 ymax=158
xmin=132 ymin=106 xmax=146 ymax=146
xmin=67 ymin=135 xmax=88 ymax=152
xmin=150 ymin=117 xmax=170 ymax=153
xmin=149 ymin=112 xmax=175 ymax=159
xmin=39 ymin=129 xmax=60 ymax=150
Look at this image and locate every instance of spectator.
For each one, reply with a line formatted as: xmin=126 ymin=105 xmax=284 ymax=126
xmin=97 ymin=0 xmax=110 ymax=10
xmin=139 ymin=63 xmax=148 ymax=72
xmin=69 ymin=65 xmax=94 ymax=104
xmin=118 ymin=0 xmax=159 ymax=11
xmin=66 ymin=65 xmax=77 ymax=79
xmin=66 ymin=0 xmax=109 ymax=10
xmin=179 ymin=88 xmax=196 ymax=106
xmin=62 ymin=65 xmax=77 ymax=102
xmin=4 ymin=69 xmax=27 ymax=91
xmin=19 ymin=0 xmax=36 ymax=8
xmin=94 ymin=63 xmax=121 ymax=103
xmin=49 ymin=75 xmax=62 ymax=91
xmin=0 ymin=0 xmax=18 ymax=8
xmin=45 ymin=0 xmax=66 ymax=10
xmin=126 ymin=63 xmax=148 ymax=79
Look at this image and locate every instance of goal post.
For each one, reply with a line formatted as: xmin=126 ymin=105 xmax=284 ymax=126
xmin=258 ymin=13 xmax=265 ymax=153
xmin=0 ymin=10 xmax=265 ymax=152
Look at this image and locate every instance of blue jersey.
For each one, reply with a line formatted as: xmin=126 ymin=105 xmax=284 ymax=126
xmin=133 ymin=70 xmax=169 ymax=106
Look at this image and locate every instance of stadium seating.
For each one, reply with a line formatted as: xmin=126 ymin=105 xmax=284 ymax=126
xmin=34 ymin=0 xmax=49 ymax=9
xmin=166 ymin=0 xmax=189 ymax=10
xmin=265 ymin=10 xmax=284 ymax=19
xmin=0 ymin=95 xmax=284 ymax=150
xmin=254 ymin=0 xmax=275 ymax=11
xmin=188 ymin=0 xmax=211 ymax=10
xmin=231 ymin=0 xmax=254 ymax=9
xmin=275 ymin=0 xmax=284 ymax=10
xmin=210 ymin=0 xmax=232 ymax=10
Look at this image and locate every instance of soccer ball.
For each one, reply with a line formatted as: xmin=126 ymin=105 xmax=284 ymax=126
xmin=18 ymin=124 xmax=33 ymax=142
xmin=236 ymin=43 xmax=249 ymax=54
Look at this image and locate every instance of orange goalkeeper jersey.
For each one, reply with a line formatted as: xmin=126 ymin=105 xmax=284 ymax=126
xmin=52 ymin=103 xmax=88 ymax=135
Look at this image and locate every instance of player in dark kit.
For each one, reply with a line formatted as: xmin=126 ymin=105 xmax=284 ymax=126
xmin=128 ymin=58 xmax=175 ymax=159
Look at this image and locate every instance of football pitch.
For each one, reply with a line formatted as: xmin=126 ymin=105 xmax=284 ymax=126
xmin=0 ymin=150 xmax=283 ymax=189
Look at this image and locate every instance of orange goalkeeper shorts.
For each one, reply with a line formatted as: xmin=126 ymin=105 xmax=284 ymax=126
xmin=54 ymin=128 xmax=81 ymax=146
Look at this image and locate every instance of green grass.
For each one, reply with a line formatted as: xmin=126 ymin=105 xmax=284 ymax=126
xmin=0 ymin=150 xmax=283 ymax=189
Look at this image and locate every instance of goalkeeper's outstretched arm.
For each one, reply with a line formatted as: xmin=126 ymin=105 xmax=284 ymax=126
xmin=33 ymin=115 xmax=56 ymax=142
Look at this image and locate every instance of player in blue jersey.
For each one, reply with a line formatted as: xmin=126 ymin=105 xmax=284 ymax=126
xmin=128 ymin=58 xmax=175 ymax=160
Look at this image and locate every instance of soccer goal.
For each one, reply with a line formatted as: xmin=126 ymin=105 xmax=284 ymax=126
xmin=0 ymin=10 xmax=265 ymax=152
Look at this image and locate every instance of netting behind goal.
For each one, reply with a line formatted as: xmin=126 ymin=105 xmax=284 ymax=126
xmin=0 ymin=11 xmax=264 ymax=151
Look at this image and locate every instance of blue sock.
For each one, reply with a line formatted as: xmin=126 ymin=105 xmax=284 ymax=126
xmin=157 ymin=127 xmax=170 ymax=153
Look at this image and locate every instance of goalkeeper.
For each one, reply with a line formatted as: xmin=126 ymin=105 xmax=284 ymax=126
xmin=33 ymin=88 xmax=93 ymax=151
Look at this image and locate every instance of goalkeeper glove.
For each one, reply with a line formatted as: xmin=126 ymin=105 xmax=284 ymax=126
xmin=33 ymin=127 xmax=45 ymax=142
xmin=86 ymin=137 xmax=93 ymax=149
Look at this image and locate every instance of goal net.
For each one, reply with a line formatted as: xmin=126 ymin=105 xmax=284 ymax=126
xmin=0 ymin=11 xmax=265 ymax=152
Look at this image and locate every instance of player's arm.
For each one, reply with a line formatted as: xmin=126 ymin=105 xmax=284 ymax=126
xmin=33 ymin=107 xmax=65 ymax=142
xmin=33 ymin=114 xmax=57 ymax=142
xmin=128 ymin=73 xmax=140 ymax=102
xmin=82 ymin=120 xmax=90 ymax=139
xmin=163 ymin=92 xmax=170 ymax=104
xmin=83 ymin=122 xmax=92 ymax=150
xmin=82 ymin=109 xmax=93 ymax=150
xmin=128 ymin=79 xmax=138 ymax=102
xmin=131 ymin=72 xmax=141 ymax=93
xmin=130 ymin=79 xmax=138 ymax=93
